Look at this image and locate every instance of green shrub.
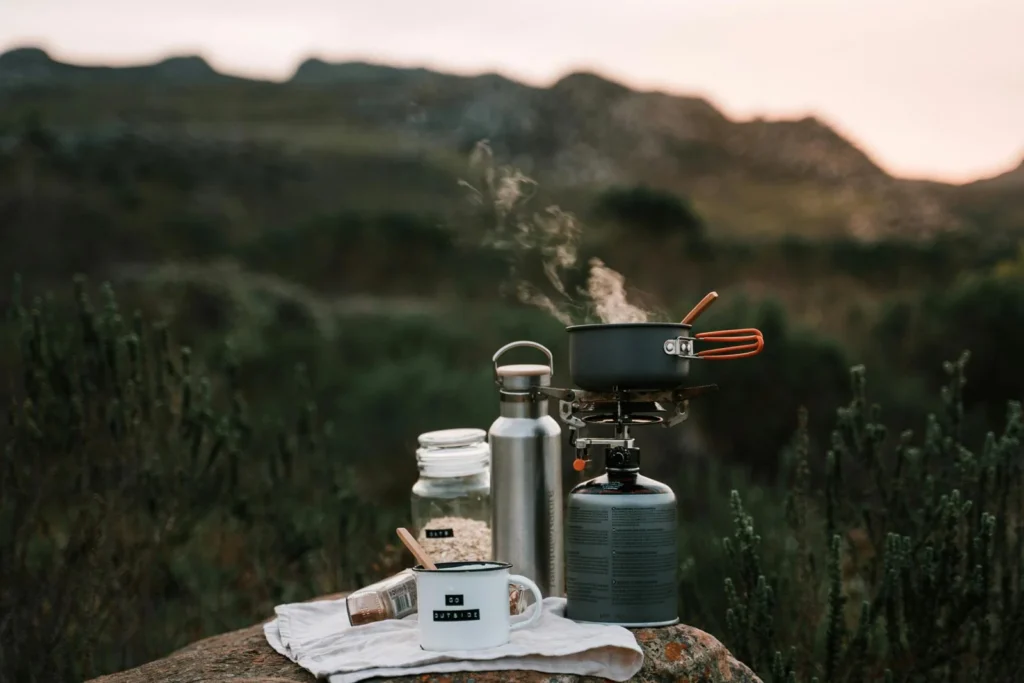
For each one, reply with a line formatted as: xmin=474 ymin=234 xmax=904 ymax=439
xmin=873 ymin=272 xmax=1024 ymax=427
xmin=0 ymin=276 xmax=400 ymax=681
xmin=6 ymin=274 xmax=1024 ymax=683
xmin=593 ymin=183 xmax=706 ymax=243
xmin=241 ymin=210 xmax=463 ymax=294
xmin=687 ymin=296 xmax=852 ymax=478
xmin=692 ymin=353 xmax=1024 ymax=682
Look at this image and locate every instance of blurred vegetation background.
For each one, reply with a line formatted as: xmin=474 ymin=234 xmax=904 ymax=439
xmin=2 ymin=49 xmax=1024 ymax=682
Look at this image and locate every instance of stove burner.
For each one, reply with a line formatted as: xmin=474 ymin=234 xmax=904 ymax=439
xmin=581 ymin=414 xmax=663 ymax=425
xmin=535 ymin=382 xmax=719 ymax=472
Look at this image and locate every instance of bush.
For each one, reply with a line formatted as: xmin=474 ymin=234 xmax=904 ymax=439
xmin=241 ymin=210 xmax=460 ymax=293
xmin=0 ymin=276 xmax=402 ymax=681
xmin=593 ymin=183 xmax=706 ymax=243
xmin=684 ymin=354 xmax=1024 ymax=682
xmin=687 ymin=296 xmax=852 ymax=478
xmin=6 ymin=275 xmax=1024 ymax=683
xmin=873 ymin=272 xmax=1024 ymax=427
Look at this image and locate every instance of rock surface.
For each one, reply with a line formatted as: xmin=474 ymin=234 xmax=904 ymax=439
xmin=90 ymin=593 xmax=762 ymax=683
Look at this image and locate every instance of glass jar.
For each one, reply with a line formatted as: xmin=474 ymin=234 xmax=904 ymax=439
xmin=410 ymin=428 xmax=492 ymax=563
xmin=346 ymin=569 xmax=417 ymax=625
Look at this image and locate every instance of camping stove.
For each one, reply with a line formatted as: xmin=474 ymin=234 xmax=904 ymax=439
xmin=502 ymin=311 xmax=761 ymax=625
xmin=536 ymin=384 xmax=717 ymax=627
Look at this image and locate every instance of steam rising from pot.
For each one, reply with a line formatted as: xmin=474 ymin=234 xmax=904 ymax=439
xmin=459 ymin=141 xmax=655 ymax=325
xmin=586 ymin=258 xmax=649 ymax=324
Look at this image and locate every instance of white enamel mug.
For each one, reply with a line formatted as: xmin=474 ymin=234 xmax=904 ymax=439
xmin=413 ymin=561 xmax=544 ymax=651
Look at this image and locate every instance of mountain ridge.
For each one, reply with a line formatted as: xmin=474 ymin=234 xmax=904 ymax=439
xmin=0 ymin=46 xmax=1016 ymax=181
xmin=0 ymin=46 xmax=247 ymax=86
xmin=966 ymin=157 xmax=1024 ymax=189
xmin=0 ymin=46 xmax=1018 ymax=240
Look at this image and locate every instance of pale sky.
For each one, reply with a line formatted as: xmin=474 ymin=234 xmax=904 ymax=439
xmin=2 ymin=0 xmax=1022 ymax=183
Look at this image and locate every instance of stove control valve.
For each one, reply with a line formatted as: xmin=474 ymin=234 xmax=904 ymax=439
xmin=606 ymin=446 xmax=640 ymax=469
xmin=572 ymin=455 xmax=588 ymax=472
xmin=606 ymin=447 xmax=628 ymax=469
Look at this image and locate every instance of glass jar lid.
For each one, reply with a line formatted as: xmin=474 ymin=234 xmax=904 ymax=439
xmin=416 ymin=428 xmax=490 ymax=478
xmin=417 ymin=428 xmax=487 ymax=449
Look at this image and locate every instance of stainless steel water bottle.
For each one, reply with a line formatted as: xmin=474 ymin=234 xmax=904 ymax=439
xmin=488 ymin=341 xmax=564 ymax=598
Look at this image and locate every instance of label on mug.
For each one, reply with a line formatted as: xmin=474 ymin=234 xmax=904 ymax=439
xmin=417 ymin=565 xmax=543 ymax=652
xmin=433 ymin=609 xmax=480 ymax=621
xmin=424 ymin=528 xmax=454 ymax=538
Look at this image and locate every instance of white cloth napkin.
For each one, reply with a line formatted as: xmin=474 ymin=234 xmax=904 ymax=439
xmin=264 ymin=596 xmax=644 ymax=683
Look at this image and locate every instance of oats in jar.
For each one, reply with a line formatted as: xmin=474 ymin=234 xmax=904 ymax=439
xmin=418 ymin=516 xmax=492 ymax=563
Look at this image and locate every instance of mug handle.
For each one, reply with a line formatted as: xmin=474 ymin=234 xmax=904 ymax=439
xmin=508 ymin=575 xmax=545 ymax=632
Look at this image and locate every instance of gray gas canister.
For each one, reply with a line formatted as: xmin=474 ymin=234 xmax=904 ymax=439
xmin=565 ymin=447 xmax=679 ymax=627
xmin=488 ymin=341 xmax=564 ymax=598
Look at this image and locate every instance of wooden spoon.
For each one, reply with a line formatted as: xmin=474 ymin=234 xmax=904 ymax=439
xmin=681 ymin=291 xmax=719 ymax=325
xmin=396 ymin=527 xmax=438 ymax=570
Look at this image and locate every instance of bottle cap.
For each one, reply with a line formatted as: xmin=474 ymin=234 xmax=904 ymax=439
xmin=492 ymin=341 xmax=554 ymax=393
xmin=495 ymin=363 xmax=551 ymax=392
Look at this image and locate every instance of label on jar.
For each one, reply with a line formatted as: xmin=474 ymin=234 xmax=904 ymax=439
xmin=386 ymin=580 xmax=417 ymax=618
xmin=424 ymin=528 xmax=454 ymax=538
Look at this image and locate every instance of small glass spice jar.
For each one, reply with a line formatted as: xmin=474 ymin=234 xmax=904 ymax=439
xmin=410 ymin=428 xmax=492 ymax=563
xmin=346 ymin=569 xmax=417 ymax=625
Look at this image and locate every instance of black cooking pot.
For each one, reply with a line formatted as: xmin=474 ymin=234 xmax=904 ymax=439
xmin=567 ymin=322 xmax=764 ymax=392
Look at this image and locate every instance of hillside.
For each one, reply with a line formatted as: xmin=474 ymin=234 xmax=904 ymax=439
xmin=280 ymin=59 xmax=963 ymax=240
xmin=967 ymin=157 xmax=1024 ymax=190
xmin=939 ymin=156 xmax=1024 ymax=235
xmin=0 ymin=46 xmax=1018 ymax=241
xmin=0 ymin=47 xmax=243 ymax=86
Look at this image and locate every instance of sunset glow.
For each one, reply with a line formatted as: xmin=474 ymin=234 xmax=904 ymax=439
xmin=2 ymin=0 xmax=1021 ymax=183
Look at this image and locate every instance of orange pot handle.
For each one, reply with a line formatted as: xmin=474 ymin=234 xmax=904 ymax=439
xmin=693 ymin=328 xmax=764 ymax=360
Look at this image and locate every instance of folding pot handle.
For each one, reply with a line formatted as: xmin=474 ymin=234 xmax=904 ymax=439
xmin=492 ymin=341 xmax=554 ymax=384
xmin=693 ymin=328 xmax=764 ymax=360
